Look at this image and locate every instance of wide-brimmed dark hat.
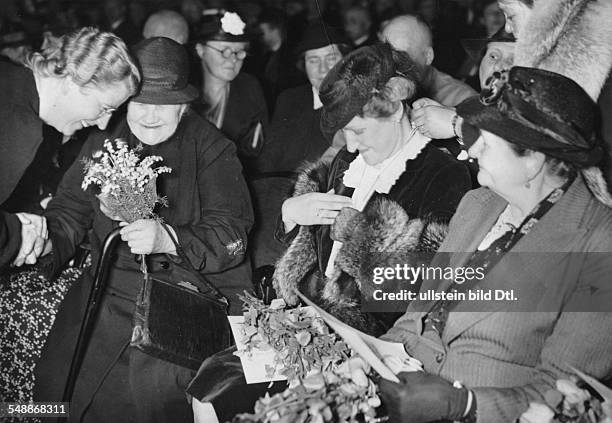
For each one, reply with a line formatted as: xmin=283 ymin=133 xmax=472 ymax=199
xmin=196 ymin=11 xmax=249 ymax=43
xmin=295 ymin=20 xmax=350 ymax=56
xmin=319 ymin=43 xmax=419 ymax=138
xmin=457 ymin=66 xmax=602 ymax=168
xmin=461 ymin=27 xmax=516 ymax=61
xmin=132 ymin=37 xmax=199 ymax=105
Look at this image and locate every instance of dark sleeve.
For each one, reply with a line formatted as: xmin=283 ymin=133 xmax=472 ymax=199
xmin=174 ymin=137 xmax=254 ymax=273
xmin=43 ymin=136 xmax=100 ymax=274
xmin=257 ymin=92 xmax=291 ymax=173
xmin=0 ymin=103 xmax=43 ymax=205
xmin=420 ymin=159 xmax=472 ymax=222
xmin=0 ymin=211 xmax=22 ymax=268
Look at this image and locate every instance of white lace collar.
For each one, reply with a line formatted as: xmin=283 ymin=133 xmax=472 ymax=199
xmin=342 ymin=128 xmax=430 ymax=194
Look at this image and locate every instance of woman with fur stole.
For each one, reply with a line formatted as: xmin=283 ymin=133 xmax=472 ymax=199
xmin=272 ymin=43 xmax=472 ymax=336
xmin=186 ymin=44 xmax=472 ymax=423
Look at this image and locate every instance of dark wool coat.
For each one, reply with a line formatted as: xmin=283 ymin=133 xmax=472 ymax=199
xmin=34 ymin=111 xmax=253 ymax=422
xmin=258 ymin=85 xmax=331 ymax=173
xmin=0 ymin=62 xmax=42 ymax=266
xmin=273 ymin=145 xmax=472 ymax=336
xmin=193 ymin=72 xmax=268 ymax=175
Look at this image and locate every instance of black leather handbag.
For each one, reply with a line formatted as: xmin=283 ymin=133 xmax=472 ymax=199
xmin=130 ymin=224 xmax=232 ymax=370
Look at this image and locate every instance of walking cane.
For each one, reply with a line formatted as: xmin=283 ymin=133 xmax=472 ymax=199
xmin=62 ymin=227 xmax=123 ymax=404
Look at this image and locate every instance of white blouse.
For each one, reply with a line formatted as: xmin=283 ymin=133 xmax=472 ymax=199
xmin=324 ymin=128 xmax=430 ymax=277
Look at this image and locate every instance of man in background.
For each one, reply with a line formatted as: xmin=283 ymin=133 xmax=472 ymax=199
xmin=381 ymin=14 xmax=476 ymax=107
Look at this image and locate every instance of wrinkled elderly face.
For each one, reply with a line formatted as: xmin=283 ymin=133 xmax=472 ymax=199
xmin=479 ymin=41 xmax=515 ymax=89
xmin=304 ymin=44 xmax=343 ymax=91
xmin=127 ymin=102 xmax=188 ymax=145
xmin=468 ymin=129 xmax=529 ymax=194
xmin=197 ymin=40 xmax=248 ymax=83
xmin=342 ymin=114 xmax=400 ymax=166
xmin=498 ymin=0 xmax=532 ymax=37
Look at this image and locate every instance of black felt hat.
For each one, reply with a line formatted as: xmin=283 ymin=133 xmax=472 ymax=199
xmin=196 ymin=11 xmax=249 ymax=43
xmin=457 ymin=66 xmax=602 ymax=167
xmin=319 ymin=43 xmax=419 ymax=138
xmin=294 ymin=20 xmax=350 ymax=55
xmin=132 ymin=37 xmax=199 ymax=105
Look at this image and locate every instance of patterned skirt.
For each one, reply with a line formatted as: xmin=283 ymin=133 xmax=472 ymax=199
xmin=0 ymin=265 xmax=82 ymax=406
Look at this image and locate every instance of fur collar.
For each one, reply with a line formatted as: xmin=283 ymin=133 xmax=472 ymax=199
xmin=272 ymin=156 xmax=449 ymax=334
xmin=514 ymin=0 xmax=612 ymax=101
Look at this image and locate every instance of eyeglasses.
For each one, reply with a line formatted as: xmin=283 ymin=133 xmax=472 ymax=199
xmin=205 ymin=44 xmax=247 ymax=60
xmin=95 ymin=104 xmax=117 ymax=120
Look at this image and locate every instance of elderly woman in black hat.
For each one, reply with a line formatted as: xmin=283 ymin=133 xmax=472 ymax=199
xmin=192 ymin=11 xmax=268 ymax=176
xmin=33 ymin=37 xmax=253 ymax=422
xmin=376 ymin=67 xmax=612 ymax=423
xmin=258 ymin=21 xmax=352 ymax=173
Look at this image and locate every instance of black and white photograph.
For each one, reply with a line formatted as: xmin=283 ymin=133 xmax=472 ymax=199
xmin=1 ymin=0 xmax=612 ymax=422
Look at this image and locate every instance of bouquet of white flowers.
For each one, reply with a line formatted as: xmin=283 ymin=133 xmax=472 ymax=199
xmin=82 ymin=139 xmax=171 ymax=223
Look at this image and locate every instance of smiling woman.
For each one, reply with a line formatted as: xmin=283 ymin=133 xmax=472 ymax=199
xmin=0 ymin=26 xmax=140 ymax=266
xmin=33 ymin=37 xmax=254 ymax=422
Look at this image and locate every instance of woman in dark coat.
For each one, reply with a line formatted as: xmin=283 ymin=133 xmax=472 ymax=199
xmin=258 ymin=21 xmax=351 ymax=173
xmin=188 ymin=43 xmax=472 ymax=423
xmin=192 ymin=11 xmax=268 ymax=176
xmin=33 ymin=37 xmax=253 ymax=423
xmin=0 ymin=27 xmax=139 ymax=267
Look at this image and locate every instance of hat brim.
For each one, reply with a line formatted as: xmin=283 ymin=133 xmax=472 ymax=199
xmin=457 ymin=96 xmax=551 ymax=150
xmin=132 ymin=84 xmax=199 ymax=105
xmin=205 ymin=33 xmax=249 ymax=43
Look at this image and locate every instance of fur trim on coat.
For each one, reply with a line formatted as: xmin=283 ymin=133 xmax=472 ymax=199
xmin=272 ymin=157 xmax=449 ymax=334
xmin=514 ymin=0 xmax=612 ymax=101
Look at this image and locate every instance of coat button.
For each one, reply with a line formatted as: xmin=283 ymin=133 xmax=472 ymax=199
xmin=160 ymin=261 xmax=170 ymax=270
xmin=435 ymin=353 xmax=444 ymax=363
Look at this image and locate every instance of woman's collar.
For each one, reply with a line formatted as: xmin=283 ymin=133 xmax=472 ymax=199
xmin=342 ymin=128 xmax=430 ymax=194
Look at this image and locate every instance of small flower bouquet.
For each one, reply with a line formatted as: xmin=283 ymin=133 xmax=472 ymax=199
xmin=236 ymin=292 xmax=351 ymax=382
xmin=520 ymin=378 xmax=612 ymax=423
xmin=233 ymin=364 xmax=383 ymax=423
xmin=81 ymin=139 xmax=171 ymax=223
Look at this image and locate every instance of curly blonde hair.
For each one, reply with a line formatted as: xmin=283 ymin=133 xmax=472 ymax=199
xmin=25 ymin=27 xmax=140 ymax=94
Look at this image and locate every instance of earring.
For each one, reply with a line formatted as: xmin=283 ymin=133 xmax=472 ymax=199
xmin=525 ymin=180 xmax=531 ymax=189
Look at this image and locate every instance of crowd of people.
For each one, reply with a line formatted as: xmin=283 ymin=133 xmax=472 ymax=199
xmin=1 ymin=0 xmax=612 ymax=422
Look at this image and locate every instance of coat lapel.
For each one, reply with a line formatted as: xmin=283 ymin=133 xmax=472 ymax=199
xmin=409 ymin=188 xmax=506 ymax=320
xmin=443 ymin=177 xmax=590 ymax=343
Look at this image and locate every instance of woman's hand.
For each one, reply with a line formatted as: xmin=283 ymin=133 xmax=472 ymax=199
xmin=13 ymin=213 xmax=48 ymax=266
xmin=281 ymin=191 xmax=353 ymax=232
xmin=119 ymin=219 xmax=177 ymax=255
xmin=410 ymin=98 xmax=457 ymax=139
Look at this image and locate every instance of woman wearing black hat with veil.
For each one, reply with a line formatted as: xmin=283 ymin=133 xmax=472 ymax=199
xmin=34 ymin=37 xmax=253 ymax=422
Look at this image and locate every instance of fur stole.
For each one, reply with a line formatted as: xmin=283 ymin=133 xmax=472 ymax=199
xmin=514 ymin=0 xmax=612 ymax=101
xmin=272 ymin=157 xmax=448 ymax=334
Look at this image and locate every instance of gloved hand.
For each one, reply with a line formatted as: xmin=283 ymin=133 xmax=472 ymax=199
xmin=379 ymin=371 xmax=470 ymax=423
